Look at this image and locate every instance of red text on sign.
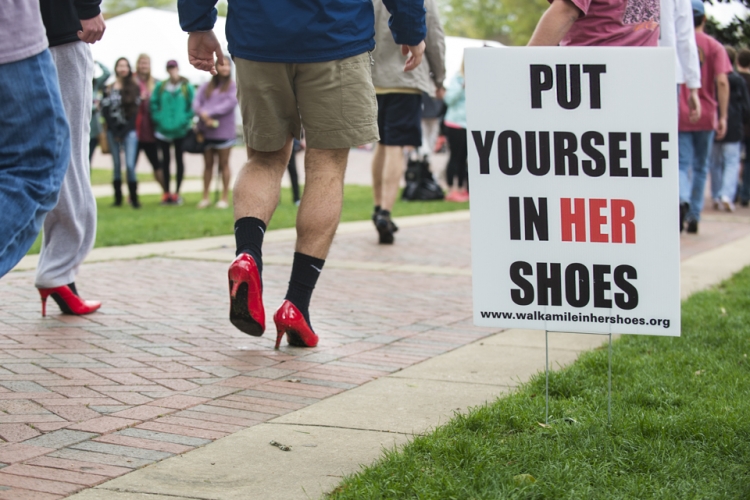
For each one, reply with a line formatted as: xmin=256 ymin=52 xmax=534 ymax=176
xmin=560 ymin=198 xmax=636 ymax=244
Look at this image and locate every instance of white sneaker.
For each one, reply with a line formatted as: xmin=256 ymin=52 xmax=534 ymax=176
xmin=215 ymin=200 xmax=229 ymax=209
xmin=197 ymin=199 xmax=211 ymax=209
xmin=721 ymin=196 xmax=735 ymax=212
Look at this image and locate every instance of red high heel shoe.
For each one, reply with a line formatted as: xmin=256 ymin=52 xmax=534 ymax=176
xmin=38 ymin=284 xmax=101 ymax=317
xmin=228 ymin=253 xmax=265 ymax=336
xmin=273 ymin=300 xmax=319 ymax=349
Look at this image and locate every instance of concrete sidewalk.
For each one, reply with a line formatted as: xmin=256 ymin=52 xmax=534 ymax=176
xmin=0 ymin=208 xmax=748 ymax=499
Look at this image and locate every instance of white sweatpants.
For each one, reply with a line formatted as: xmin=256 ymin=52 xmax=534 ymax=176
xmin=35 ymin=42 xmax=96 ymax=288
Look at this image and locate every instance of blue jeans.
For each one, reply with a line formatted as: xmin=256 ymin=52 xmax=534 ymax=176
xmin=741 ymin=137 xmax=750 ymax=203
xmin=679 ymin=130 xmax=715 ymax=222
xmin=0 ymin=50 xmax=70 ymax=277
xmin=109 ymin=130 xmax=138 ymax=183
xmin=709 ymin=141 xmax=741 ymax=202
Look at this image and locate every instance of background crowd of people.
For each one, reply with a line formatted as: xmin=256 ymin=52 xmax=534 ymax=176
xmin=92 ymin=54 xmax=238 ymax=209
xmin=678 ymin=0 xmax=750 ymax=234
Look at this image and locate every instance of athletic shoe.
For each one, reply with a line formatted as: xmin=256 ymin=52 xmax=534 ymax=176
xmin=375 ymin=212 xmax=396 ymax=244
xmin=445 ymin=190 xmax=460 ymax=202
xmin=216 ymin=200 xmax=229 ymax=209
xmin=686 ymin=220 xmax=698 ymax=234
xmin=197 ymin=199 xmax=211 ymax=209
xmin=721 ymin=196 xmax=735 ymax=212
xmin=455 ymin=190 xmax=470 ymax=203
xmin=679 ymin=202 xmax=689 ymax=232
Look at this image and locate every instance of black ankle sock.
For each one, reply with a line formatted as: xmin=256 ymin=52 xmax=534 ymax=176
xmin=234 ymin=217 xmax=266 ymax=275
xmin=374 ymin=205 xmax=381 ymax=214
xmin=380 ymin=209 xmax=391 ymax=218
xmin=284 ymin=252 xmax=325 ymax=327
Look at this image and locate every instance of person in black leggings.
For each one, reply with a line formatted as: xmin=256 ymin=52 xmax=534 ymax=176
xmin=157 ymin=136 xmax=185 ymax=203
xmin=444 ymin=126 xmax=468 ymax=199
xmin=150 ymin=60 xmax=193 ymax=205
xmin=134 ymin=54 xmax=165 ymax=194
xmin=443 ymin=69 xmax=468 ymax=202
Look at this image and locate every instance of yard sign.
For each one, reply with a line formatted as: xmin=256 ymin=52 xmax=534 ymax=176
xmin=467 ymin=47 xmax=680 ymax=336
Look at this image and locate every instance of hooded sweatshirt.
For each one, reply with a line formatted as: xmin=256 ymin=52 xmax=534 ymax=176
xmin=39 ymin=0 xmax=101 ymax=47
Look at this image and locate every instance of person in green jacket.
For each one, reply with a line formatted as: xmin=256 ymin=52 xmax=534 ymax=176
xmin=150 ymin=59 xmax=194 ymax=205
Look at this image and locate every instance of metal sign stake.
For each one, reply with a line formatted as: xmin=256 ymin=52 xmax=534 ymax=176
xmin=608 ymin=332 xmax=612 ymax=425
xmin=545 ymin=330 xmax=549 ymax=425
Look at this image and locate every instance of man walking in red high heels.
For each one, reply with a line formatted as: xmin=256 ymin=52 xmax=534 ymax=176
xmin=178 ymin=0 xmax=427 ymax=348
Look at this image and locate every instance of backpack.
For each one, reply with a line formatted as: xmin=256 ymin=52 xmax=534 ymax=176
xmin=157 ymin=79 xmax=192 ymax=112
xmin=401 ymin=155 xmax=445 ymax=201
xmin=157 ymin=79 xmax=190 ymax=100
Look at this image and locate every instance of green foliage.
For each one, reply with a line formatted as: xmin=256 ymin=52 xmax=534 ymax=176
xmin=702 ymin=0 xmax=750 ymax=47
xmin=103 ymin=0 xmax=227 ymax=17
xmin=26 ymin=185 xmax=468 ymax=254
xmin=103 ymin=0 xmax=175 ymax=17
xmin=330 ymin=268 xmax=750 ymax=499
xmin=438 ymin=0 xmax=547 ymax=46
xmin=711 ymin=0 xmax=750 ymax=8
xmin=706 ymin=15 xmax=750 ymax=47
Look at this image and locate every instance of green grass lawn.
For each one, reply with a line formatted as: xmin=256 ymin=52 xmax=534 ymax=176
xmin=329 ymin=268 xmax=750 ymax=499
xmin=26 ymin=186 xmax=467 ymax=254
xmin=89 ymin=168 xmax=157 ymax=186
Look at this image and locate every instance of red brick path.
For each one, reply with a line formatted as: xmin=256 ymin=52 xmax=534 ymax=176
xmin=0 ymin=220 xmax=489 ymax=498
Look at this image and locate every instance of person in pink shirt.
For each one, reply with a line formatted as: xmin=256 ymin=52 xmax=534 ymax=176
xmin=528 ymin=0 xmax=660 ymax=47
xmin=678 ymin=0 xmax=731 ymax=234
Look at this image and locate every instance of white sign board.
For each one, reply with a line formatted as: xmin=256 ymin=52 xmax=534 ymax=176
xmin=467 ymin=48 xmax=680 ymax=336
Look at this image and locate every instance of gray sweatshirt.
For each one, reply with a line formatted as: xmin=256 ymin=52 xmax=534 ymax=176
xmin=0 ymin=0 xmax=48 ymax=65
xmin=371 ymin=0 xmax=446 ymax=94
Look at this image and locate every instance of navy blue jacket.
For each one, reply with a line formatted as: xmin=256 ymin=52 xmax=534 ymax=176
xmin=177 ymin=0 xmax=426 ymax=64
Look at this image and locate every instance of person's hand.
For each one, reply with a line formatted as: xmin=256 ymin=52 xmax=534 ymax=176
xmin=688 ymin=88 xmax=701 ymax=124
xmin=435 ymin=86 xmax=446 ymax=100
xmin=716 ymin=116 xmax=728 ymax=141
xmin=78 ymin=14 xmax=105 ymax=44
xmin=188 ymin=31 xmax=224 ymax=75
xmin=401 ymin=41 xmax=426 ymax=72
xmin=200 ymin=111 xmax=211 ymax=123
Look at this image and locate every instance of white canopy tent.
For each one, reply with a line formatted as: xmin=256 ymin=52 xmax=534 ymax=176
xmin=92 ymin=7 xmax=501 ymax=84
xmin=443 ymin=36 xmax=502 ymax=84
xmin=92 ymin=7 xmax=228 ymax=83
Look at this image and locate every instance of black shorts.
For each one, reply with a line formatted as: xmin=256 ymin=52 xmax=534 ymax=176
xmin=376 ymin=93 xmax=422 ymax=147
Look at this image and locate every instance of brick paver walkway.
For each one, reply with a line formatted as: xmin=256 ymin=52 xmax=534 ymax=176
xmin=0 ymin=207 xmax=748 ymax=498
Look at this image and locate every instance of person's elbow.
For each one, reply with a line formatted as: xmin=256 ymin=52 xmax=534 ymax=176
xmin=553 ymin=0 xmax=582 ymax=23
xmin=716 ymin=73 xmax=729 ymax=89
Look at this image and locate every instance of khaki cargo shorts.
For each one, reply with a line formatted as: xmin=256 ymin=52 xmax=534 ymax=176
xmin=234 ymin=52 xmax=380 ymax=152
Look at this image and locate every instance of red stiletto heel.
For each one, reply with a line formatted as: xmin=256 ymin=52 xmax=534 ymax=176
xmin=275 ymin=326 xmax=285 ymax=350
xmin=37 ymin=285 xmax=101 ymax=316
xmin=273 ymin=300 xmax=319 ymax=349
xmin=228 ymin=253 xmax=265 ymax=336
